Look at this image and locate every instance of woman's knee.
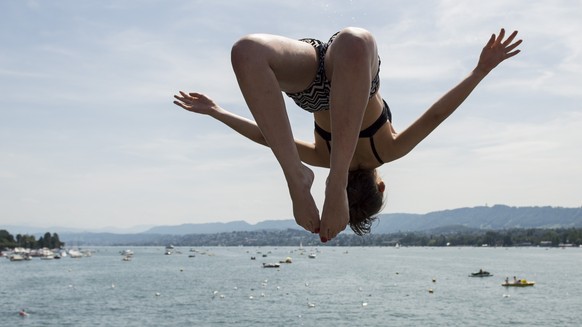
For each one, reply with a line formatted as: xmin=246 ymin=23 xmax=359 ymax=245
xmin=331 ymin=28 xmax=376 ymax=62
xmin=231 ymin=34 xmax=270 ymax=70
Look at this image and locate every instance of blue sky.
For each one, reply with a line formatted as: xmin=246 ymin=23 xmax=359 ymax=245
xmin=1 ymin=0 xmax=581 ymax=230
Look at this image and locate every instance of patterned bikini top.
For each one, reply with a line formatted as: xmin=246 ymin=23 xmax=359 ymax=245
xmin=285 ymin=33 xmax=381 ymax=113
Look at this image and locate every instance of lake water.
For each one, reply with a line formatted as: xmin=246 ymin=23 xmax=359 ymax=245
xmin=1 ymin=246 xmax=581 ymax=326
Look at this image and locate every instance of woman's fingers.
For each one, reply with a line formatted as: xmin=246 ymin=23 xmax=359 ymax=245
xmin=493 ymin=28 xmax=505 ymax=47
xmin=502 ymin=30 xmax=518 ymax=47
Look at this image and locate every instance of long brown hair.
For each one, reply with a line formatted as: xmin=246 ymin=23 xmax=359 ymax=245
xmin=347 ymin=169 xmax=386 ymax=235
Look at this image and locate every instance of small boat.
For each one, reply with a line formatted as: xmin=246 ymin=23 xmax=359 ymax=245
xmin=469 ymin=270 xmax=493 ymax=277
xmin=36 ymin=248 xmax=55 ymax=258
xmin=68 ymin=249 xmax=83 ymax=258
xmin=120 ymin=249 xmax=134 ymax=256
xmin=308 ymin=253 xmax=316 ymax=259
xmin=279 ymin=257 xmax=292 ymax=264
xmin=164 ymin=245 xmax=174 ymax=255
xmin=262 ymin=263 xmax=280 ymax=268
xmin=9 ymin=254 xmax=25 ymax=262
xmin=502 ymin=279 xmax=535 ymax=287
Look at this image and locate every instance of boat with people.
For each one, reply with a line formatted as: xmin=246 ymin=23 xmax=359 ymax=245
xmin=469 ymin=269 xmax=493 ymax=277
xmin=502 ymin=277 xmax=535 ymax=287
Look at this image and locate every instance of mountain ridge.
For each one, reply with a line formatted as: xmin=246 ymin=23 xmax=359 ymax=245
xmin=3 ymin=205 xmax=580 ymax=238
xmin=142 ymin=204 xmax=582 ymax=235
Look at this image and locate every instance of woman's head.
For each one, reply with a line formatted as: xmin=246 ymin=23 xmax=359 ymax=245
xmin=347 ymin=169 xmax=386 ymax=235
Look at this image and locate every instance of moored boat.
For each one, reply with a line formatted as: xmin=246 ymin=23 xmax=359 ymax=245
xmin=120 ymin=249 xmax=134 ymax=256
xmin=9 ymin=254 xmax=26 ymax=262
xmin=469 ymin=269 xmax=493 ymax=277
xmin=262 ymin=263 xmax=280 ymax=268
xmin=279 ymin=257 xmax=292 ymax=264
xmin=68 ymin=249 xmax=83 ymax=258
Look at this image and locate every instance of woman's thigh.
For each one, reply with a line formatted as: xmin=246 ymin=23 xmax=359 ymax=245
xmin=231 ymin=34 xmax=319 ymax=93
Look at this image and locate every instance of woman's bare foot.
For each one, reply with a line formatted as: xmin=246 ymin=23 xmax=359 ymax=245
xmin=319 ymin=182 xmax=349 ymax=242
xmin=286 ymin=165 xmax=320 ymax=233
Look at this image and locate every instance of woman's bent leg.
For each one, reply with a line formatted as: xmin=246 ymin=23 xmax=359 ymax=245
xmin=231 ymin=35 xmax=320 ymax=233
xmin=320 ymin=28 xmax=379 ymax=241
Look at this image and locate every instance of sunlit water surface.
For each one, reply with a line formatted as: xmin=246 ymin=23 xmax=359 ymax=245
xmin=1 ymin=246 xmax=580 ymax=326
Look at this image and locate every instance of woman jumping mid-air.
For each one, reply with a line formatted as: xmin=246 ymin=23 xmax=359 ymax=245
xmin=174 ymin=27 xmax=522 ymax=243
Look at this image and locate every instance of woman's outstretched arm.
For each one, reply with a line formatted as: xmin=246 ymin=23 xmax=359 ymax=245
xmin=390 ymin=29 xmax=522 ymax=160
xmin=173 ymin=91 xmax=327 ymax=167
xmin=174 ymin=91 xmax=268 ymax=145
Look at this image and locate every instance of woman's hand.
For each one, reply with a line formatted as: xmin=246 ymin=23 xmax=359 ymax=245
xmin=173 ymin=91 xmax=222 ymax=116
xmin=476 ymin=28 xmax=522 ymax=76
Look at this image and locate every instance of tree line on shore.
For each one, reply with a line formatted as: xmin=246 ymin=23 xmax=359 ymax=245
xmin=0 ymin=230 xmax=65 ymax=251
xmin=361 ymin=228 xmax=582 ymax=247
xmin=76 ymin=227 xmax=582 ymax=247
xmin=3 ymin=228 xmax=581 ymax=248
